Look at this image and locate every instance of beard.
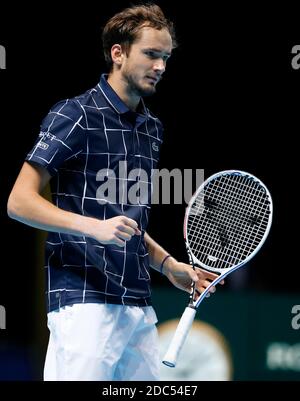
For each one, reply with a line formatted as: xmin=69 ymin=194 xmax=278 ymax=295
xmin=124 ymin=72 xmax=157 ymax=97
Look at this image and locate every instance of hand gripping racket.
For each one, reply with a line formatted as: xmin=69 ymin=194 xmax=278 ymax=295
xmin=162 ymin=170 xmax=273 ymax=367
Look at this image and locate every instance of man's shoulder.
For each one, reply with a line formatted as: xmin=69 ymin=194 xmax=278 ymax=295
xmin=49 ymin=97 xmax=82 ymax=115
xmin=47 ymin=84 xmax=101 ymax=121
xmin=72 ymin=83 xmax=104 ymax=107
xmin=53 ymin=85 xmax=96 ymax=108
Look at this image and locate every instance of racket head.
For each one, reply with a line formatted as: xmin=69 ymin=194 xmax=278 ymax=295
xmin=184 ymin=170 xmax=273 ymax=274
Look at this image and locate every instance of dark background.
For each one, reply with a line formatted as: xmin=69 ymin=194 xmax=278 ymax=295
xmin=0 ymin=1 xmax=299 ymax=380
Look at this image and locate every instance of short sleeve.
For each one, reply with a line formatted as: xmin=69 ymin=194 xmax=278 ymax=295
xmin=26 ymin=99 xmax=85 ymax=176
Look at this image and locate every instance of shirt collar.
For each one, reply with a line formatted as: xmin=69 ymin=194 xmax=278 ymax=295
xmin=97 ymin=74 xmax=149 ymax=118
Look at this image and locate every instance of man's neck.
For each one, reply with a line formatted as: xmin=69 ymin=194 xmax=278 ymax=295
xmin=107 ymin=73 xmax=140 ymax=112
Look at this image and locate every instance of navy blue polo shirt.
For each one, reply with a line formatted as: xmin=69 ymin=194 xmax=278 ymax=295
xmin=26 ymin=74 xmax=163 ymax=312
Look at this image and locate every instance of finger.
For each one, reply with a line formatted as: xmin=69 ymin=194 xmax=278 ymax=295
xmin=195 ymin=286 xmax=206 ymax=295
xmin=114 ymin=238 xmax=126 ymax=247
xmin=122 ymin=218 xmax=141 ymax=235
xmin=196 ymin=268 xmax=219 ymax=281
xmin=209 ymin=286 xmax=216 ymax=293
xmin=118 ymin=225 xmax=136 ymax=236
xmin=193 ymin=288 xmax=202 ymax=300
xmin=118 ymin=225 xmax=141 ymax=237
xmin=116 ymin=231 xmax=132 ymax=241
xmin=193 ymin=287 xmax=210 ymax=299
xmin=122 ymin=217 xmax=139 ymax=230
xmin=200 ymin=279 xmax=212 ymax=289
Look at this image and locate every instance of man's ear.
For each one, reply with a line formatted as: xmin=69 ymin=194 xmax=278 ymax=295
xmin=111 ymin=44 xmax=124 ymax=66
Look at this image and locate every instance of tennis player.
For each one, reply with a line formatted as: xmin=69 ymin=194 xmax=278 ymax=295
xmin=7 ymin=3 xmax=221 ymax=381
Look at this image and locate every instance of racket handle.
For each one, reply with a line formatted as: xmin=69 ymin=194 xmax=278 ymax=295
xmin=162 ymin=306 xmax=196 ymax=368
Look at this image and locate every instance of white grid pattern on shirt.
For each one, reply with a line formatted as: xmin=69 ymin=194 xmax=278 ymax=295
xmin=26 ymin=79 xmax=163 ymax=310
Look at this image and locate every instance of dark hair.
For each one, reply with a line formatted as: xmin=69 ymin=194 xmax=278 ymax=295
xmin=102 ymin=3 xmax=176 ymax=70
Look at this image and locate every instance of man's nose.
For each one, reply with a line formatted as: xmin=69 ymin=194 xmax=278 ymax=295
xmin=153 ymin=59 xmax=166 ymax=74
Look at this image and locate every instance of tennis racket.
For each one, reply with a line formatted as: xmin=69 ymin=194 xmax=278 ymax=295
xmin=162 ymin=170 xmax=273 ymax=367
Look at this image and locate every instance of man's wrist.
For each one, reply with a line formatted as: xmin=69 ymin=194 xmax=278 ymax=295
xmin=160 ymin=254 xmax=171 ymax=275
xmin=72 ymin=215 xmax=99 ymax=238
xmin=160 ymin=255 xmax=177 ymax=275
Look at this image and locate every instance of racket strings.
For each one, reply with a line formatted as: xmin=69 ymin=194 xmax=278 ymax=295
xmin=190 ymin=180 xmax=270 ymax=267
xmin=205 ymin=178 xmax=267 ymax=266
xmin=190 ymin=178 xmax=269 ymax=267
xmin=187 ymin=173 xmax=271 ymax=269
xmin=190 ymin=178 xmax=268 ymax=248
xmin=191 ymin=178 xmax=268 ymax=224
xmin=189 ymin=175 xmax=268 ymax=236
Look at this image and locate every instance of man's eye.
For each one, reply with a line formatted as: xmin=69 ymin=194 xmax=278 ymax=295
xmin=145 ymin=51 xmax=170 ymax=62
xmin=145 ymin=51 xmax=156 ymax=58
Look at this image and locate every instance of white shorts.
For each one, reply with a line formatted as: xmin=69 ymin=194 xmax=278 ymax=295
xmin=44 ymin=303 xmax=159 ymax=381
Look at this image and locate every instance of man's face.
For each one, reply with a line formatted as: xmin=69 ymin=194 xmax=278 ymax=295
xmin=120 ymin=27 xmax=173 ymax=97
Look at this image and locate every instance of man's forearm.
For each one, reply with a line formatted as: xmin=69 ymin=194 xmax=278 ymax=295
xmin=144 ymin=232 xmax=177 ymax=274
xmin=8 ymin=190 xmax=97 ymax=238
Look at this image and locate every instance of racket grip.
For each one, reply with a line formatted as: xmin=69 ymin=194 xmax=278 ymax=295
xmin=162 ymin=306 xmax=196 ymax=368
